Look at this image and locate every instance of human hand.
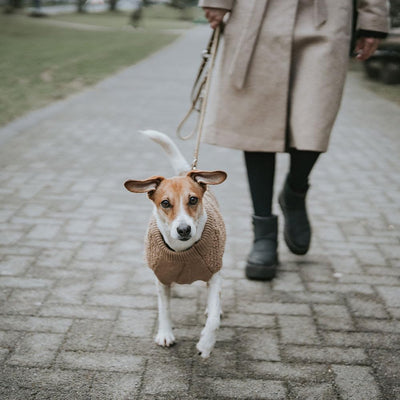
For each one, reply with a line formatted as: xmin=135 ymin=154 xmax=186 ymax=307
xmin=354 ymin=37 xmax=381 ymax=61
xmin=203 ymin=7 xmax=228 ymax=29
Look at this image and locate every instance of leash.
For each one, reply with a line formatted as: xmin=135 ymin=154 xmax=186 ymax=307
xmin=176 ymin=25 xmax=222 ymax=170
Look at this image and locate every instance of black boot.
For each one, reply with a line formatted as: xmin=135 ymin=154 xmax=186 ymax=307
xmin=245 ymin=215 xmax=278 ymax=280
xmin=278 ymin=177 xmax=311 ymax=255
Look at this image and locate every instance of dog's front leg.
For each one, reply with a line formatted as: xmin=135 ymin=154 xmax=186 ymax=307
xmin=155 ymin=279 xmax=175 ymax=347
xmin=196 ymin=272 xmax=222 ymax=358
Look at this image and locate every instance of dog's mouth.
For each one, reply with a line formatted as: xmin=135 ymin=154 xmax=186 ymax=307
xmin=178 ymin=236 xmax=191 ymax=242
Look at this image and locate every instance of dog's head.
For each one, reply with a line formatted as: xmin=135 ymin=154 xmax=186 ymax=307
xmin=124 ymin=170 xmax=227 ymax=250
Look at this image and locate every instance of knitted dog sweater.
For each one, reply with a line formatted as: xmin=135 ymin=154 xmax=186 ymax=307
xmin=145 ymin=191 xmax=226 ymax=285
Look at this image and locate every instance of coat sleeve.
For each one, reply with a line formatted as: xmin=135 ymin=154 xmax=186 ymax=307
xmin=198 ymin=0 xmax=234 ymax=10
xmin=356 ymin=0 xmax=390 ymax=33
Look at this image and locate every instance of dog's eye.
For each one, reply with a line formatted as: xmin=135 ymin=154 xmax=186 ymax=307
xmin=161 ymin=200 xmax=171 ymax=209
xmin=189 ymin=196 xmax=198 ymax=206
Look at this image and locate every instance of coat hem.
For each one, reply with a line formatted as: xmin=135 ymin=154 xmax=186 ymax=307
xmin=203 ymin=127 xmax=286 ymax=153
xmin=202 ymin=127 xmax=329 ymax=153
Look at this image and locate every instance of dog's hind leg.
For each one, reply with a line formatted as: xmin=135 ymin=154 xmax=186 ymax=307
xmin=196 ymin=272 xmax=222 ymax=358
xmin=155 ymin=279 xmax=175 ymax=347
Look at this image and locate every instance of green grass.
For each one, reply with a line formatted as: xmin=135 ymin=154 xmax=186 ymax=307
xmin=0 ymin=8 xmax=195 ymax=126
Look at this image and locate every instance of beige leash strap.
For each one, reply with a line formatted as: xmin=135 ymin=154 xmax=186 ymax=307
xmin=177 ymin=25 xmax=222 ymax=170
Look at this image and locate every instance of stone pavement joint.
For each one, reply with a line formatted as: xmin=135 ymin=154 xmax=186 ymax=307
xmin=0 ymin=26 xmax=399 ymax=399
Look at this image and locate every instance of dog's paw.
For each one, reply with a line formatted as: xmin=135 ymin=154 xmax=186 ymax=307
xmin=155 ymin=331 xmax=176 ymax=347
xmin=196 ymin=335 xmax=215 ymax=359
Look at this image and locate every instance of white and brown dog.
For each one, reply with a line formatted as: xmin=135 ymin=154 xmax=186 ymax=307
xmin=124 ymin=130 xmax=227 ymax=358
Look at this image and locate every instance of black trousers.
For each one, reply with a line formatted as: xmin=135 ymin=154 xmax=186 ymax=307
xmin=244 ymin=149 xmax=320 ymax=217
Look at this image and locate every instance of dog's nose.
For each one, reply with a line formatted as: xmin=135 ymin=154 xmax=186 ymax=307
xmin=177 ymin=224 xmax=191 ymax=239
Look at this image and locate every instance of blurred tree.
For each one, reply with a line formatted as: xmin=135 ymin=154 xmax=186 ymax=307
xmin=130 ymin=1 xmax=143 ymax=28
xmin=77 ymin=0 xmax=86 ymax=13
xmin=109 ymin=0 xmax=118 ymax=11
xmin=4 ymin=0 xmax=23 ymax=13
xmin=29 ymin=0 xmax=47 ymax=17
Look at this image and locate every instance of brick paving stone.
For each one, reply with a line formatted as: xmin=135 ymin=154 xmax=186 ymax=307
xmin=7 ymin=332 xmax=64 ymax=367
xmin=272 ymin=272 xmax=305 ymax=292
xmin=0 ymin=316 xmax=72 ymax=333
xmin=26 ymin=224 xmax=61 ymax=240
xmin=57 ymin=351 xmax=144 ymax=373
xmin=289 ymin=383 xmax=337 ymax=400
xmin=0 ymin=25 xmax=399 ymax=399
xmin=388 ymin=307 xmax=400 ymax=319
xmin=36 ymin=248 xmax=75 ymax=267
xmin=237 ymin=302 xmax=312 ymax=316
xmin=170 ymin=297 xmax=199 ymax=325
xmin=1 ymin=289 xmax=48 ymax=315
xmin=192 ymin=344 xmax=239 ymax=379
xmin=332 ymin=365 xmax=381 ymax=400
xmin=376 ymin=286 xmax=400 ymax=307
xmin=222 ymin=313 xmax=276 ymax=329
xmin=364 ymin=265 xmax=400 ymax=276
xmin=39 ymin=304 xmax=117 ymax=320
xmin=286 ymin=291 xmax=342 ymax=304
xmin=0 ymin=331 xmax=22 ymax=348
xmin=192 ymin=378 xmax=287 ymax=400
xmin=0 ymin=255 xmax=34 ymax=275
xmin=355 ymin=317 xmax=400 ymax=333
xmin=1 ymin=367 xmax=94 ymax=400
xmin=90 ymin=372 xmax=141 ymax=399
xmin=64 ymin=320 xmax=114 ymax=352
xmin=0 ymin=277 xmax=52 ymax=289
xmin=322 ymin=331 xmax=400 ymax=349
xmin=142 ymin=359 xmax=190 ymax=395
xmin=278 ymin=316 xmax=320 ymax=345
xmin=307 ymin=282 xmax=375 ymax=295
xmin=313 ymin=304 xmax=354 ymax=330
xmin=114 ymin=309 xmax=156 ymax=337
xmin=282 ymin=345 xmax=368 ymax=364
xmin=46 ymin=279 xmax=92 ymax=305
xmin=0 ymin=347 xmax=9 ymax=362
xmin=346 ymin=294 xmax=389 ymax=319
xmin=239 ymin=330 xmax=280 ymax=361
xmin=368 ymin=349 xmax=400 ymax=400
xmin=87 ymin=293 xmax=156 ymax=309
xmin=246 ymin=361 xmax=331 ymax=382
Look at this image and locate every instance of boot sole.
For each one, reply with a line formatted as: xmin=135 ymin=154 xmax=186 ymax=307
xmin=283 ymin=230 xmax=309 ymax=255
xmin=279 ymin=196 xmax=310 ymax=255
xmin=245 ymin=262 xmax=277 ymax=280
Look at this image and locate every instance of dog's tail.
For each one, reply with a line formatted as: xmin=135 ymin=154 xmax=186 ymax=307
xmin=140 ymin=130 xmax=189 ymax=175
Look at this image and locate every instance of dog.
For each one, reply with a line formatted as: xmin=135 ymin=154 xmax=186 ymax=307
xmin=124 ymin=130 xmax=227 ymax=358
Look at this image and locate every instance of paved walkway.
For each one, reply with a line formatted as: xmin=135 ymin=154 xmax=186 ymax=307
xmin=0 ymin=26 xmax=399 ymax=400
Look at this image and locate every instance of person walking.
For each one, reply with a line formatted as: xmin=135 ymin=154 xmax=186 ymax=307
xmin=200 ymin=0 xmax=389 ymax=280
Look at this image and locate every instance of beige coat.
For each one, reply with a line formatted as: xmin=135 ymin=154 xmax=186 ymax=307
xmin=198 ymin=0 xmax=389 ymax=152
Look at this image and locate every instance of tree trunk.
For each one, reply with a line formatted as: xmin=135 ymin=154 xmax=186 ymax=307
xmin=109 ymin=0 xmax=118 ymax=11
xmin=77 ymin=0 xmax=86 ymax=13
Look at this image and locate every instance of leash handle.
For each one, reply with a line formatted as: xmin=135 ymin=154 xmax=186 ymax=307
xmin=176 ymin=25 xmax=222 ymax=169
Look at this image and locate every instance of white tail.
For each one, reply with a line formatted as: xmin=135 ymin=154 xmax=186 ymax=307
xmin=140 ymin=130 xmax=189 ymax=175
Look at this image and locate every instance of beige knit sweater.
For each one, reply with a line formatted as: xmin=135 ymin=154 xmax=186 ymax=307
xmin=145 ymin=191 xmax=226 ymax=285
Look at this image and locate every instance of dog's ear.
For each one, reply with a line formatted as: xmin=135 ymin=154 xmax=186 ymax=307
xmin=124 ymin=176 xmax=164 ymax=196
xmin=187 ymin=170 xmax=227 ymax=186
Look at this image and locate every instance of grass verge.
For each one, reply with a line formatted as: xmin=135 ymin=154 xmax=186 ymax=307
xmin=0 ymin=8 xmax=194 ymax=126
